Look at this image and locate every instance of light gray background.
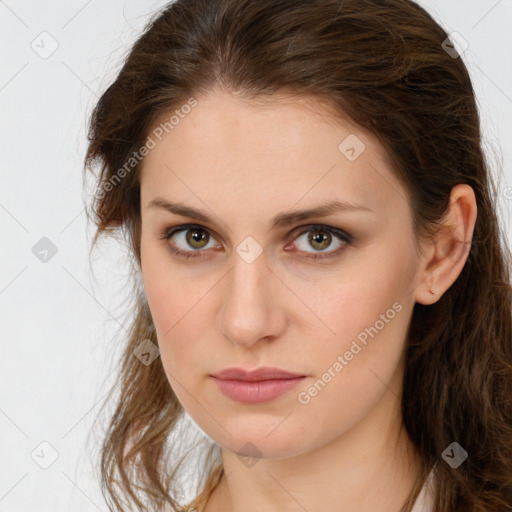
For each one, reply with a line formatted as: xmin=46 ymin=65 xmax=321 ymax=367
xmin=1 ymin=1 xmax=511 ymax=511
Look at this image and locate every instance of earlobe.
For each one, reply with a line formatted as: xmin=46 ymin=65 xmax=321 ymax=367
xmin=414 ymin=184 xmax=477 ymax=305
xmin=415 ymin=267 xmax=439 ymax=306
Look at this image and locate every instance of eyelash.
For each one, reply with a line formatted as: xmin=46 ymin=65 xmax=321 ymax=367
xmin=160 ymin=223 xmax=352 ymax=261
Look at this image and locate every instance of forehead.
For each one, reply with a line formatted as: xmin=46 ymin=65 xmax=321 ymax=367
xmin=139 ymin=90 xmax=406 ymax=219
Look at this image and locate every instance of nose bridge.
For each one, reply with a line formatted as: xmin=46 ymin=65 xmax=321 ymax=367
xmin=217 ymin=243 xmax=283 ymax=346
xmin=233 ymin=242 xmax=268 ymax=298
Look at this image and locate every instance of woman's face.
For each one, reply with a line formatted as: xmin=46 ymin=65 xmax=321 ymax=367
xmin=139 ymin=90 xmax=427 ymax=460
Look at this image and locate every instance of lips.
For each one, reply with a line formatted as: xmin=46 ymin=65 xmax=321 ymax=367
xmin=210 ymin=367 xmax=307 ymax=404
xmin=211 ymin=366 xmax=306 ymax=382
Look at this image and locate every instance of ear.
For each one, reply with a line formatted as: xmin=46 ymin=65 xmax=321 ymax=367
xmin=414 ymin=184 xmax=477 ymax=305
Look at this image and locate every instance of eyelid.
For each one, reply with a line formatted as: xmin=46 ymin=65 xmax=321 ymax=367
xmin=161 ymin=223 xmax=352 ymax=260
xmin=289 ymin=224 xmax=351 ymax=243
xmin=161 ymin=223 xmax=223 ymax=245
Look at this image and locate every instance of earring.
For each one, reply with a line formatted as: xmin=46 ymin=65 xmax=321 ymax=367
xmin=429 ymin=288 xmax=435 ymax=295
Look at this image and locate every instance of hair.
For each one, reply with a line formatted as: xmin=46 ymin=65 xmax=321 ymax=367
xmin=83 ymin=0 xmax=512 ymax=510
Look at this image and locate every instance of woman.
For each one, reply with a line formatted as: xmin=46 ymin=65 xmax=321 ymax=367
xmin=84 ymin=0 xmax=512 ymax=511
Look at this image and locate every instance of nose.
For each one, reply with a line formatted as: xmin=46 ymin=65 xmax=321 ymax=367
xmin=217 ymin=247 xmax=287 ymax=348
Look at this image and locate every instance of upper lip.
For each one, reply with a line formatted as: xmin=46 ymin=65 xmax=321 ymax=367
xmin=211 ymin=367 xmax=306 ymax=382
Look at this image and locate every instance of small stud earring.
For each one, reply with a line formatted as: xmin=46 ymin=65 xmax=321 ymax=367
xmin=429 ymin=288 xmax=435 ymax=295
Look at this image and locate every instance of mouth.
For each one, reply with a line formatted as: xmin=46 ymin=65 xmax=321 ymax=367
xmin=210 ymin=367 xmax=308 ymax=404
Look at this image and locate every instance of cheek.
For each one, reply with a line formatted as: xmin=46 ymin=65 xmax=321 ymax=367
xmin=141 ymin=250 xmax=217 ymax=389
xmin=292 ymin=249 xmax=415 ymax=384
xmin=144 ymin=278 xmax=198 ymax=362
xmin=290 ymin=280 xmax=411 ymax=449
xmin=289 ymin=264 xmax=406 ymax=346
xmin=143 ymin=275 xmax=208 ymax=412
xmin=141 ymin=234 xmax=192 ymax=332
xmin=141 ymin=243 xmax=190 ymax=356
xmin=299 ymin=283 xmax=409 ymax=386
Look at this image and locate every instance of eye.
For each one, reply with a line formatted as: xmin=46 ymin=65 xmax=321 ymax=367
xmin=160 ymin=223 xmax=351 ymax=260
xmin=285 ymin=225 xmax=351 ymax=260
xmin=161 ymin=224 xmax=220 ymax=259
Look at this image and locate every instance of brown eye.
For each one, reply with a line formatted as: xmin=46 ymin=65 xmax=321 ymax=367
xmin=290 ymin=224 xmax=351 ymax=260
xmin=186 ymin=228 xmax=210 ymax=249
xmin=162 ymin=223 xmax=351 ymax=261
xmin=163 ymin=225 xmax=220 ymax=259
xmin=308 ymin=229 xmax=332 ymax=251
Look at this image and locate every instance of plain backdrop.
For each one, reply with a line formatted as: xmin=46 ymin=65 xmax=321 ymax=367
xmin=1 ymin=1 xmax=511 ymax=511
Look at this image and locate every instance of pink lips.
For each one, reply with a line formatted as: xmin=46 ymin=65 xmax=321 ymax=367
xmin=210 ymin=367 xmax=307 ymax=404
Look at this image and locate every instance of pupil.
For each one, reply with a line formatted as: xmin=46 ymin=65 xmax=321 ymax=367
xmin=309 ymin=230 xmax=331 ymax=250
xmin=188 ymin=229 xmax=208 ymax=248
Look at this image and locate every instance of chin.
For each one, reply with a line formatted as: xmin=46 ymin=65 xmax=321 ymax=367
xmin=203 ymin=416 xmax=312 ymax=461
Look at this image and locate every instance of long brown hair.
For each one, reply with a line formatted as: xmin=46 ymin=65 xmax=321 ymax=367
xmin=84 ymin=0 xmax=512 ymax=510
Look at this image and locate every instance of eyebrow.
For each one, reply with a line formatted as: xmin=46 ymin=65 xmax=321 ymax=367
xmin=147 ymin=198 xmax=374 ymax=229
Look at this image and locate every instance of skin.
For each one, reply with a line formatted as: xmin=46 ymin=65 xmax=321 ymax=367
xmin=138 ymin=88 xmax=477 ymax=512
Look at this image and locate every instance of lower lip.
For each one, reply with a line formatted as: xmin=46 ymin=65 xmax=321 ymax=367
xmin=212 ymin=377 xmax=306 ymax=404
